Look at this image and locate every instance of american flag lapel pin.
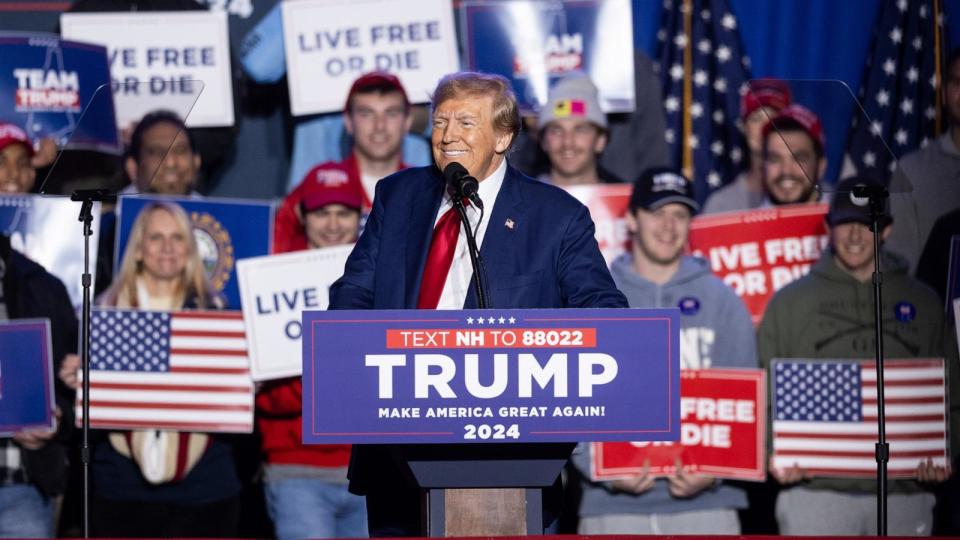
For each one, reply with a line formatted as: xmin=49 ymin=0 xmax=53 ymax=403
xmin=505 ymin=218 xmax=515 ymax=230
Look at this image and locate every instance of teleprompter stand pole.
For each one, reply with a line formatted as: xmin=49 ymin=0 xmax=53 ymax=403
xmin=852 ymin=183 xmax=890 ymax=536
xmin=71 ymin=188 xmax=110 ymax=539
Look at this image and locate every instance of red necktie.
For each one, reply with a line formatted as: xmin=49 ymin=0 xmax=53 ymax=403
xmin=417 ymin=204 xmax=463 ymax=309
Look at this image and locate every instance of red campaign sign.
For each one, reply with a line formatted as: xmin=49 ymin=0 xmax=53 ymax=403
xmin=591 ymin=368 xmax=766 ymax=481
xmin=687 ymin=204 xmax=829 ymax=325
xmin=564 ymin=184 xmax=631 ymax=266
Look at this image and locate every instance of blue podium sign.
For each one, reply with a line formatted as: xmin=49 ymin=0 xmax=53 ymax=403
xmin=303 ymin=308 xmax=679 ymax=444
xmin=0 ymin=320 xmax=54 ymax=437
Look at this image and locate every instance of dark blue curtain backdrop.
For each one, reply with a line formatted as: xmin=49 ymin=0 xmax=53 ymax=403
xmin=633 ymin=0 xmax=960 ymax=184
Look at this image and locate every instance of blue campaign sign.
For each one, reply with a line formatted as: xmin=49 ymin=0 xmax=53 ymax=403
xmin=459 ymin=0 xmax=634 ymax=113
xmin=0 ymin=33 xmax=120 ymax=153
xmin=0 ymin=195 xmax=101 ymax=311
xmin=303 ymin=308 xmax=680 ymax=444
xmin=116 ymin=195 xmax=274 ymax=309
xmin=0 ymin=320 xmax=55 ymax=437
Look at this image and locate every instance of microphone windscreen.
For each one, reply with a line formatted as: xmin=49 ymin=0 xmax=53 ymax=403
xmin=442 ymin=162 xmax=469 ymax=183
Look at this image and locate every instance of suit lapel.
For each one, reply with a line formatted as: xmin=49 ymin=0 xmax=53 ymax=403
xmin=464 ymin=165 xmax=527 ymax=309
xmin=404 ymin=169 xmax=445 ymax=308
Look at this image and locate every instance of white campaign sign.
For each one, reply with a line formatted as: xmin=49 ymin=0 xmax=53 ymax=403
xmin=237 ymin=246 xmax=353 ymax=381
xmin=60 ymin=11 xmax=235 ymax=127
xmin=281 ymin=0 xmax=459 ymax=116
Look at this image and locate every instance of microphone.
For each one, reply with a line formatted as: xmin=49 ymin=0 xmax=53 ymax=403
xmin=442 ymin=162 xmax=483 ymax=210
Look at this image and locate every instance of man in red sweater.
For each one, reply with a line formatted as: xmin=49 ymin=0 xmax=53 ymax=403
xmin=274 ymin=72 xmax=411 ymax=252
xmin=257 ymin=178 xmax=367 ymax=539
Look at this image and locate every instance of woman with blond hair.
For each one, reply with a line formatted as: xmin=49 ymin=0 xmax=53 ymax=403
xmin=91 ymin=201 xmax=240 ymax=537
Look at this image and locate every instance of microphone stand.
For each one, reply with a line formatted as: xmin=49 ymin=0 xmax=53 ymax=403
xmin=71 ymin=188 xmax=110 ymax=539
xmin=450 ymin=196 xmax=489 ymax=309
xmin=852 ymin=184 xmax=890 ymax=536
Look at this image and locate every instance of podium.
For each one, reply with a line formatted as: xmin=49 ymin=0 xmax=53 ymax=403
xmin=302 ymin=308 xmax=680 ymax=536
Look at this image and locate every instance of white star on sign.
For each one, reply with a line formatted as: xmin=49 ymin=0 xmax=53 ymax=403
xmin=694 ymin=70 xmax=708 ymax=87
xmin=487 ymin=317 xmax=495 ymax=324
xmin=664 ymin=96 xmax=680 ymax=112
xmin=477 ymin=317 xmax=485 ymax=324
xmin=466 ymin=317 xmax=474 ymax=324
xmin=508 ymin=317 xmax=516 ymax=324
xmin=498 ymin=317 xmax=506 ymax=324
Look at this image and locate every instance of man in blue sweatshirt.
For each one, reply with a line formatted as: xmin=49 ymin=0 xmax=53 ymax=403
xmin=574 ymin=167 xmax=757 ymax=534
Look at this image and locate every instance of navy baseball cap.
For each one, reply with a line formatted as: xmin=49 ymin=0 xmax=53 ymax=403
xmin=630 ymin=168 xmax=700 ymax=213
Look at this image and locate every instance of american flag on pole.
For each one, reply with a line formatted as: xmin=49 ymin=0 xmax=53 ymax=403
xmin=656 ymin=0 xmax=751 ymax=204
xmin=843 ymin=0 xmax=946 ymax=181
xmin=771 ymin=358 xmax=948 ymax=478
xmin=76 ymin=308 xmax=254 ymax=433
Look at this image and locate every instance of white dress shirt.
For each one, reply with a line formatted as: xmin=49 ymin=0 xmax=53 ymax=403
xmin=434 ymin=158 xmax=506 ymax=310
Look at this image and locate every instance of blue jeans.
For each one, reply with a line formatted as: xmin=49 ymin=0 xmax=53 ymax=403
xmin=265 ymin=478 xmax=368 ymax=539
xmin=0 ymin=484 xmax=53 ymax=538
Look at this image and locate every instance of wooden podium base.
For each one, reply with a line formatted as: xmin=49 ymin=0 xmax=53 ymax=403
xmin=444 ymin=488 xmax=527 ymax=536
xmin=428 ymin=487 xmax=544 ymax=536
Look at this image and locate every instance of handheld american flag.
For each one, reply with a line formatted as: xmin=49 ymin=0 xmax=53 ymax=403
xmin=771 ymin=358 xmax=947 ymax=478
xmin=76 ymin=308 xmax=254 ymax=433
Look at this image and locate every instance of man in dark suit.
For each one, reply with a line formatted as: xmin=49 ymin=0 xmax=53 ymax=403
xmin=329 ymin=71 xmax=627 ymax=537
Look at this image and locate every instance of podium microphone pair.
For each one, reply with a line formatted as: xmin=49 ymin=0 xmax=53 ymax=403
xmin=443 ymin=162 xmax=483 ymax=210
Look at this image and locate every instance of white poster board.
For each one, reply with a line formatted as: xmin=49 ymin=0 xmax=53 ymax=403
xmin=281 ymin=0 xmax=459 ymax=116
xmin=237 ymin=246 xmax=352 ymax=381
xmin=60 ymin=11 xmax=235 ymax=127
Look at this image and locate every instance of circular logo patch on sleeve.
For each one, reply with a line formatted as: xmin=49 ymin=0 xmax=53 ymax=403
xmin=893 ymin=301 xmax=916 ymax=322
xmin=678 ymin=296 xmax=701 ymax=316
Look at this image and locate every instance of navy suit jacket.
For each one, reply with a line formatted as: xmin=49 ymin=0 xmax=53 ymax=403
xmin=330 ymin=163 xmax=627 ymax=311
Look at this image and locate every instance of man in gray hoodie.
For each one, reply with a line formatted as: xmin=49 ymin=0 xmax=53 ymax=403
xmin=759 ymin=176 xmax=957 ymax=535
xmin=574 ymin=168 xmax=757 ymax=534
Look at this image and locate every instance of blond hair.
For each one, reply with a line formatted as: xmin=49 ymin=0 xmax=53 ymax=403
xmin=100 ymin=201 xmax=217 ymax=309
xmin=431 ymin=71 xmax=521 ymax=151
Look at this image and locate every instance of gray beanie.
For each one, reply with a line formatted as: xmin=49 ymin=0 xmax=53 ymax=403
xmin=538 ymin=72 xmax=607 ymax=130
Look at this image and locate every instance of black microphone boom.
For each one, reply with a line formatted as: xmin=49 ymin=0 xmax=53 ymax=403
xmin=442 ymin=162 xmax=483 ymax=210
